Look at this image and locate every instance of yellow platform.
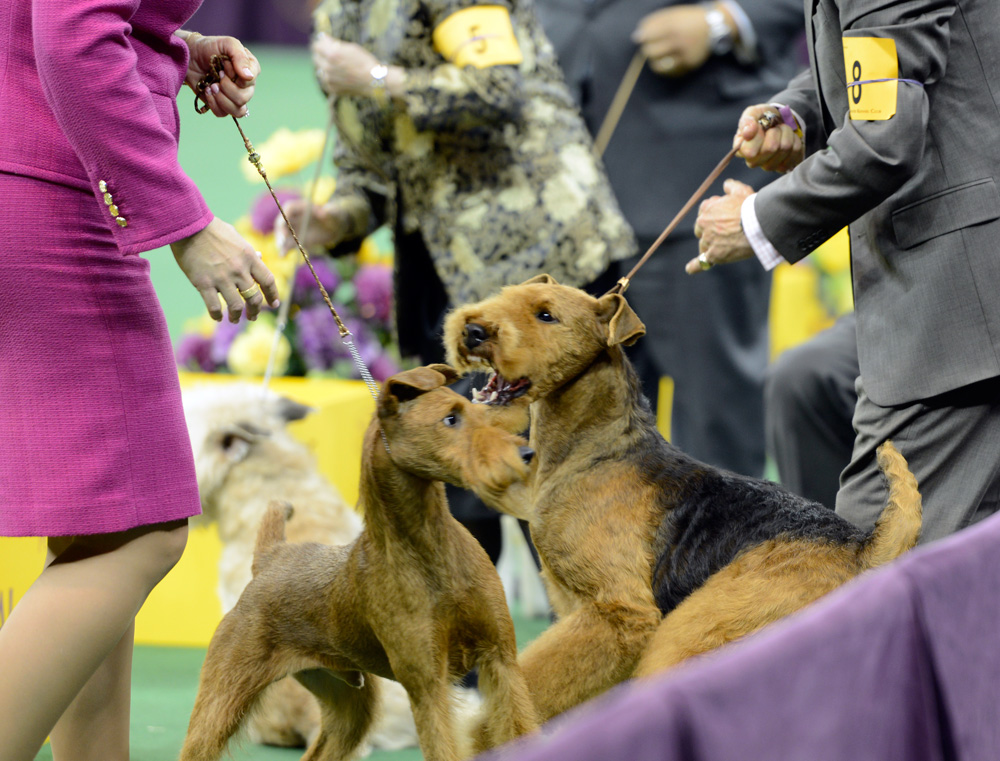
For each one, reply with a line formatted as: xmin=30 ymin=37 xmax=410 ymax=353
xmin=0 ymin=373 xmax=375 ymax=646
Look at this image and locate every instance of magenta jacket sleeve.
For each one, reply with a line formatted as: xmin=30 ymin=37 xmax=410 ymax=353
xmin=32 ymin=0 xmax=213 ymax=255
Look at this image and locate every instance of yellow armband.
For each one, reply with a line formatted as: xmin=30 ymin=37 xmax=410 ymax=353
xmin=433 ymin=6 xmax=523 ymax=69
xmin=842 ymin=37 xmax=898 ymax=120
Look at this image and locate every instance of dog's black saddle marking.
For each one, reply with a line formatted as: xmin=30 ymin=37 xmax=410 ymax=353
xmin=647 ymin=450 xmax=866 ymax=616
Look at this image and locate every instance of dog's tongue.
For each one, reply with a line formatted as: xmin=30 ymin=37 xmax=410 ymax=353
xmin=472 ymin=373 xmax=529 ymax=405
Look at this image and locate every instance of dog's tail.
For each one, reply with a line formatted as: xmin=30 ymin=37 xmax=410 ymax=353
xmin=857 ymin=441 xmax=922 ymax=569
xmin=252 ymin=501 xmax=293 ymax=577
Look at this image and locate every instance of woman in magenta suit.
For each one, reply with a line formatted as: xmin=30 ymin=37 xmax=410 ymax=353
xmin=0 ymin=1 xmax=280 ymax=757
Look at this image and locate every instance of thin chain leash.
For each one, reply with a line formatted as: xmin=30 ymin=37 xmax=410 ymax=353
xmin=195 ymin=55 xmax=389 ymax=451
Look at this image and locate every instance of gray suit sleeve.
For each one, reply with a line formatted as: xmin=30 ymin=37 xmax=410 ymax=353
xmin=754 ymin=0 xmax=956 ymax=261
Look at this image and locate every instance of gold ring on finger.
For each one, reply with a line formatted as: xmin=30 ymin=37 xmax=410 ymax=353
xmin=239 ymin=283 xmax=260 ymax=299
xmin=698 ymin=253 xmax=713 ymax=271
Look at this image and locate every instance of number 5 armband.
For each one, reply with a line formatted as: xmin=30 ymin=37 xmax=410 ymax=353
xmin=432 ymin=5 xmax=523 ymax=69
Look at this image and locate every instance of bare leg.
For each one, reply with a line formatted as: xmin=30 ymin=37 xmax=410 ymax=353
xmin=50 ymin=623 xmax=135 ymax=761
xmin=0 ymin=519 xmax=188 ymax=761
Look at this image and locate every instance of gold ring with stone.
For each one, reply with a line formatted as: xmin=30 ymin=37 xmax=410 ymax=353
xmin=698 ymin=253 xmax=713 ymax=271
xmin=239 ymin=283 xmax=260 ymax=299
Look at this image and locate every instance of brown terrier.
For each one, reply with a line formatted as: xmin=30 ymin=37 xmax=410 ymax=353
xmin=444 ymin=274 xmax=921 ymax=721
xmin=182 ymin=382 xmax=430 ymax=754
xmin=179 ymin=365 xmax=540 ymax=761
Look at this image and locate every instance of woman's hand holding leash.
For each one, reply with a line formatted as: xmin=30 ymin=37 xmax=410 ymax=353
xmin=180 ymin=32 xmax=259 ymax=117
xmin=172 ymin=218 xmax=280 ymax=323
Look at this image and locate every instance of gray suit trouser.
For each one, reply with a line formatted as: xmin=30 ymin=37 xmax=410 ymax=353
xmin=837 ymin=374 xmax=1000 ymax=544
xmin=765 ymin=313 xmax=859 ymax=510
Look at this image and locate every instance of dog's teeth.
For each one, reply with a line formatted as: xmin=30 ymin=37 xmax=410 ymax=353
xmin=490 ymin=390 xmax=499 ymax=402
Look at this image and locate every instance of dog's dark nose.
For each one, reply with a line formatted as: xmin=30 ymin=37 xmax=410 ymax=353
xmin=464 ymin=323 xmax=488 ymax=349
xmin=519 ymin=446 xmax=535 ymax=465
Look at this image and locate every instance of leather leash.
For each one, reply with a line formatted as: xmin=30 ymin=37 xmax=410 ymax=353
xmin=602 ymin=106 xmax=782 ymax=296
xmin=593 ymin=50 xmax=647 ymax=159
xmin=195 ymin=55 xmax=391 ymax=449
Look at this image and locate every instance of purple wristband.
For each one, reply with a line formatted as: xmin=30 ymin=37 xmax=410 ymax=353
xmin=777 ymin=104 xmax=802 ymax=136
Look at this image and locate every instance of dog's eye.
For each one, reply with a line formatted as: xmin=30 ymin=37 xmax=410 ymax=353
xmin=443 ymin=414 xmax=459 ymax=427
xmin=536 ymin=310 xmax=558 ymax=323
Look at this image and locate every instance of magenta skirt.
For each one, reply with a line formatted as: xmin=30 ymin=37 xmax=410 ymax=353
xmin=0 ymin=172 xmax=201 ymax=536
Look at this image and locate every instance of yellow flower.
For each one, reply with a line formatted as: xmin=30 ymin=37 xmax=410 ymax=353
xmin=240 ymin=128 xmax=327 ymax=183
xmin=227 ymin=320 xmax=291 ymax=377
xmin=357 ymin=230 xmax=395 ymax=266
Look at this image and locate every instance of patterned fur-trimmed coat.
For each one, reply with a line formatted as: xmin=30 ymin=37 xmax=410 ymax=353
xmin=313 ymin=0 xmax=636 ymax=314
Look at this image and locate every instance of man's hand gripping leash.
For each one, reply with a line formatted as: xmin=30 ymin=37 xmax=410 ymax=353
xmin=606 ymin=109 xmax=784 ymax=295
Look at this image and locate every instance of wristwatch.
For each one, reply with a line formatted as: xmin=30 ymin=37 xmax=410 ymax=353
xmin=702 ymin=3 xmax=734 ymax=56
xmin=370 ymin=63 xmax=389 ymax=102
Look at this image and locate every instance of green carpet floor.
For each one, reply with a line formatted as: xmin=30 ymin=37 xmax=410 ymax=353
xmin=33 ymin=610 xmax=550 ymax=761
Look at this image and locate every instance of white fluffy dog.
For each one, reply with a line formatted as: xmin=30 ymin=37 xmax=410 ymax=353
xmin=182 ymin=382 xmax=432 ymax=754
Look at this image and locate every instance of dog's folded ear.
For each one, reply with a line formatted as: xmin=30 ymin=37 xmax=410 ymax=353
xmin=379 ymin=365 xmax=452 ymax=417
xmin=425 ymin=363 xmax=460 ymax=385
xmin=519 ymin=273 xmax=559 ymax=286
xmin=274 ymin=396 xmax=316 ymax=423
xmin=216 ymin=423 xmax=269 ymax=464
xmin=596 ymin=293 xmax=646 ymax=347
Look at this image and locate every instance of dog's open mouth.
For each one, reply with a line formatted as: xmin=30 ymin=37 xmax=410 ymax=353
xmin=472 ymin=372 xmax=531 ymax=406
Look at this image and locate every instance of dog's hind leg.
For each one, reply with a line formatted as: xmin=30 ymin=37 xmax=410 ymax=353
xmin=634 ymin=540 xmax=855 ymax=678
xmin=180 ymin=615 xmax=293 ymax=761
xmin=294 ymin=668 xmax=378 ymax=761
xmin=245 ymin=677 xmax=320 ymax=747
xmin=470 ymin=646 xmax=540 ymax=753
xmin=517 ymin=602 xmax=660 ymax=721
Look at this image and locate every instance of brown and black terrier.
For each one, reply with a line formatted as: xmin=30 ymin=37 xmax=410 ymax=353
xmin=179 ymin=365 xmax=539 ymax=761
xmin=444 ymin=274 xmax=921 ymax=721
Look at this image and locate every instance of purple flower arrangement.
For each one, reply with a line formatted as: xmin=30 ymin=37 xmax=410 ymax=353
xmin=176 ymin=192 xmax=405 ymax=383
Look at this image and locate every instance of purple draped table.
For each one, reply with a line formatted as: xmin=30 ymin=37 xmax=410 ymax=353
xmin=480 ymin=511 xmax=1000 ymax=761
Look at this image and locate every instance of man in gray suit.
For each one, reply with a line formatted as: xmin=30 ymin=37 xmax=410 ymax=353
xmin=692 ymin=0 xmax=1000 ymax=542
xmin=535 ymin=0 xmax=805 ymax=478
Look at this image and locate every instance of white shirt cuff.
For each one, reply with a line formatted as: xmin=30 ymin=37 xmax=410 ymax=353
xmin=720 ymin=1 xmax=757 ymax=64
xmin=741 ymin=193 xmax=785 ymax=270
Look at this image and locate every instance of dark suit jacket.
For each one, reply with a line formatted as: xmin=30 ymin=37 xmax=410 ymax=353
xmin=756 ymin=0 xmax=1000 ymax=406
xmin=536 ymin=0 xmax=806 ymax=241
